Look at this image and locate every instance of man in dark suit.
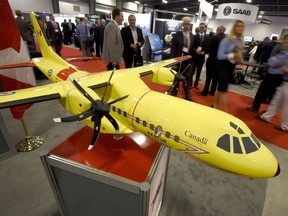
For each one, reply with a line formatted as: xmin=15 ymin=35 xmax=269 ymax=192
xmin=15 ymin=10 xmax=34 ymax=47
xmin=97 ymin=19 xmax=106 ymax=56
xmin=46 ymin=14 xmax=62 ymax=56
xmin=121 ymin=14 xmax=145 ymax=68
xmin=189 ymin=23 xmax=210 ymax=90
xmin=170 ymin=17 xmax=194 ymax=101
xmin=201 ymin=25 xmax=226 ymax=96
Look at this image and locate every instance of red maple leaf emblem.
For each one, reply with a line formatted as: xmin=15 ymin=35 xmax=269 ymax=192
xmin=0 ymin=0 xmax=21 ymax=53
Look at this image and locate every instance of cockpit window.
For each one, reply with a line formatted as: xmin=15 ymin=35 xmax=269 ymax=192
xmin=251 ymin=133 xmax=261 ymax=148
xmin=242 ymin=137 xmax=258 ymax=154
xmin=233 ymin=137 xmax=242 ymax=154
xmin=217 ymin=123 xmax=261 ymax=154
xmin=216 ymin=134 xmax=230 ymax=152
xmin=230 ymin=122 xmax=237 ymax=130
xmin=237 ymin=127 xmax=244 ymax=134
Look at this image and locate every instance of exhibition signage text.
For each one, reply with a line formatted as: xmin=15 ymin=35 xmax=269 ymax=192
xmin=216 ymin=3 xmax=259 ymax=23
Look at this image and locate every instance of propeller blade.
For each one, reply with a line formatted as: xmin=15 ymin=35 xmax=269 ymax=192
xmin=101 ymin=68 xmax=116 ymax=102
xmin=53 ymin=109 xmax=94 ymax=123
xmin=104 ymin=113 xmax=119 ymax=131
xmin=107 ymin=95 xmax=129 ymax=105
xmin=69 ymin=75 xmax=97 ymax=106
xmin=104 ymin=113 xmax=123 ymax=140
xmin=169 ymin=68 xmax=177 ymax=76
xmin=165 ymin=80 xmax=180 ymax=96
xmin=88 ymin=114 xmax=102 ymax=150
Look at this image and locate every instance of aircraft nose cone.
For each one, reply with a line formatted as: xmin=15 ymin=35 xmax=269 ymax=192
xmin=274 ymin=163 xmax=281 ymax=177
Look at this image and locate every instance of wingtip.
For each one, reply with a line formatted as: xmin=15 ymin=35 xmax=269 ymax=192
xmin=68 ymin=75 xmax=74 ymax=81
xmin=53 ymin=118 xmax=61 ymax=123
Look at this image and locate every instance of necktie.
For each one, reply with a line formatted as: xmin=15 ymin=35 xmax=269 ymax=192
xmin=200 ymin=34 xmax=203 ymax=43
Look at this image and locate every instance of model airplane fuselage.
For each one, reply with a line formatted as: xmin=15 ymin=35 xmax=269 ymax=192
xmin=0 ymin=13 xmax=280 ymax=178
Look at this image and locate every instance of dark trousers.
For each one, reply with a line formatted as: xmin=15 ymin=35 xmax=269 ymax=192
xmin=51 ymin=40 xmax=62 ymax=56
xmin=253 ymin=73 xmax=283 ymax=109
xmin=189 ymin=60 xmax=204 ymax=87
xmin=63 ymin=32 xmax=69 ymax=45
xmin=169 ymin=57 xmax=192 ymax=100
xmin=202 ymin=59 xmax=218 ymax=95
xmin=123 ymin=54 xmax=142 ymax=68
xmin=95 ymin=42 xmax=100 ymax=56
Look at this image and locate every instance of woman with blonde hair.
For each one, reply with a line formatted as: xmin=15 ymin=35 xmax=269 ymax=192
xmin=213 ymin=20 xmax=245 ymax=112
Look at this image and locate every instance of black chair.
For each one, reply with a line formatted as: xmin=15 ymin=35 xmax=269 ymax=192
xmin=244 ymin=63 xmax=267 ymax=89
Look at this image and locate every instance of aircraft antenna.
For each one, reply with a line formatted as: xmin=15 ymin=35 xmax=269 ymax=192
xmin=102 ymin=68 xmax=116 ymax=102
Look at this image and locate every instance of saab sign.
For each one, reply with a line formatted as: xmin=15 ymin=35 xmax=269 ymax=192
xmin=216 ymin=3 xmax=259 ymax=23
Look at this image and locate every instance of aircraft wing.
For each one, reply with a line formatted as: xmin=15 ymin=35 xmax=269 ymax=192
xmin=145 ymin=55 xmax=192 ymax=69
xmin=0 ymin=82 xmax=65 ymax=109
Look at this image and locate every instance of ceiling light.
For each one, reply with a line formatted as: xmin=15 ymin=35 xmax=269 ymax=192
xmin=162 ymin=0 xmax=168 ymax=3
xmin=196 ymin=12 xmax=199 ymax=16
xmin=246 ymin=0 xmax=252 ymax=3
xmin=183 ymin=8 xmax=188 ymax=11
xmin=215 ymin=8 xmax=218 ymax=11
xmin=258 ymin=15 xmax=262 ymax=18
xmin=135 ymin=1 xmax=140 ymax=4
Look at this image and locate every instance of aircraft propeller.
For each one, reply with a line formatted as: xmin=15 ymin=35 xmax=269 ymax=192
xmin=53 ymin=69 xmax=128 ymax=150
xmin=165 ymin=66 xmax=189 ymax=96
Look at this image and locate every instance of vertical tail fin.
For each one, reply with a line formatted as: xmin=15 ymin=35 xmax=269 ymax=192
xmin=29 ymin=13 xmax=69 ymax=67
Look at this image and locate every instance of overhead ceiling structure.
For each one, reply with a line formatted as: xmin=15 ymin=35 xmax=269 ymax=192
xmin=134 ymin=0 xmax=288 ymax=17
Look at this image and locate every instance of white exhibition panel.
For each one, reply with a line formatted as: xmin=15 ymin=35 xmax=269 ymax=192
xmin=199 ymin=0 xmax=214 ymax=19
xmin=8 ymin=0 xmax=53 ymax=13
xmin=216 ymin=3 xmax=259 ymax=23
xmin=123 ymin=2 xmax=138 ymax=12
xmin=96 ymin=0 xmax=116 ymax=7
xmin=59 ymin=1 xmax=89 ymax=15
xmin=208 ymin=16 xmax=288 ymax=41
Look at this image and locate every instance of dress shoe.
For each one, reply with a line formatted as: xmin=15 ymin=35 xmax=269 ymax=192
xmin=185 ymin=97 xmax=194 ymax=102
xmin=255 ymin=115 xmax=269 ymax=123
xmin=194 ymin=86 xmax=200 ymax=90
xmin=246 ymin=107 xmax=259 ymax=112
xmin=274 ymin=125 xmax=287 ymax=132
xmin=201 ymin=91 xmax=208 ymax=96
xmin=209 ymin=92 xmax=215 ymax=96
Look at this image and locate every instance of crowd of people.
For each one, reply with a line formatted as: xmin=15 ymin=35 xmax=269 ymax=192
xmin=14 ymin=8 xmax=288 ymax=132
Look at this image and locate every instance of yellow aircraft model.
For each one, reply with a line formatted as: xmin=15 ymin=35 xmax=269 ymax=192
xmin=0 ymin=13 xmax=280 ymax=178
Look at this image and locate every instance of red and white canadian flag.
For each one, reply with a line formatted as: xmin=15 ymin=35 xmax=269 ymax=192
xmin=0 ymin=0 xmax=36 ymax=120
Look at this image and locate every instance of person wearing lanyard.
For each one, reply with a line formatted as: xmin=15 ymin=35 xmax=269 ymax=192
xmin=170 ymin=16 xmax=194 ymax=101
xmin=121 ymin=14 xmax=144 ymax=68
xmin=46 ymin=14 xmax=62 ymax=56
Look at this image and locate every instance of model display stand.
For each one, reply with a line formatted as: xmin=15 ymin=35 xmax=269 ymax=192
xmin=40 ymin=126 xmax=170 ymax=216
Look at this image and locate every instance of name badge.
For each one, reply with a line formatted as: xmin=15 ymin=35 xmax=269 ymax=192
xmin=182 ymin=47 xmax=188 ymax=53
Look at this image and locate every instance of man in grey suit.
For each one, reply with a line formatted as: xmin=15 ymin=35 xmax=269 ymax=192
xmin=102 ymin=8 xmax=124 ymax=70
